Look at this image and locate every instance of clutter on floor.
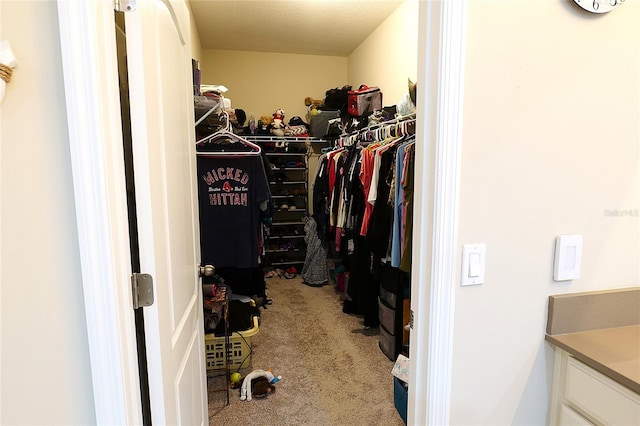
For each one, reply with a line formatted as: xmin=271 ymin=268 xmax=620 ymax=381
xmin=240 ymin=369 xmax=282 ymax=401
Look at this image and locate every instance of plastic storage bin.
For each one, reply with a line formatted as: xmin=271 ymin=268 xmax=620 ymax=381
xmin=394 ymin=376 xmax=408 ymax=424
xmin=380 ymin=285 xmax=397 ymax=307
xmin=205 ymin=315 xmax=259 ymax=371
xmin=309 ymin=110 xmax=340 ymax=137
xmin=379 ymin=323 xmax=396 ymax=361
xmin=378 ymin=297 xmax=396 ymax=335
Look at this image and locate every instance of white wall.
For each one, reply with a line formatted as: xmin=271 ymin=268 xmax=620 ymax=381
xmin=450 ymin=1 xmax=639 ymax=424
xmin=348 ymin=0 xmax=418 ymax=106
xmin=197 ymin=0 xmax=418 ymax=122
xmin=0 ymin=1 xmax=96 ymax=424
xmin=199 ymin=49 xmax=347 ymax=123
xmin=186 ymin=0 xmax=202 ymax=61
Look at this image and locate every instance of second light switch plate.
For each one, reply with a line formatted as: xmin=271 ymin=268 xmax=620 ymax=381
xmin=461 ymin=244 xmax=486 ymax=286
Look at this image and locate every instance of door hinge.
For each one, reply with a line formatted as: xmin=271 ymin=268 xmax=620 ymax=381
xmin=114 ymin=0 xmax=137 ymax=12
xmin=410 ymin=309 xmax=414 ymax=329
xmin=132 ymin=273 xmax=154 ymax=309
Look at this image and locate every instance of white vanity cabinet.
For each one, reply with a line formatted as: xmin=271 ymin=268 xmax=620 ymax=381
xmin=549 ymin=348 xmax=640 ymax=426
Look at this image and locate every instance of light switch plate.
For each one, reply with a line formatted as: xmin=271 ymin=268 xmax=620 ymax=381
xmin=461 ymin=244 xmax=486 ymax=286
xmin=553 ymin=235 xmax=583 ymax=281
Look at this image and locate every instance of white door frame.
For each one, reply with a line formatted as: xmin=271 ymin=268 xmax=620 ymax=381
xmin=57 ymin=0 xmax=467 ymax=424
xmin=409 ymin=1 xmax=467 ymax=425
xmin=57 ymin=1 xmax=142 ymax=424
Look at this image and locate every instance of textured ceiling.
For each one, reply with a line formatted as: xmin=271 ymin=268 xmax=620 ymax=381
xmin=188 ymin=0 xmax=404 ymax=56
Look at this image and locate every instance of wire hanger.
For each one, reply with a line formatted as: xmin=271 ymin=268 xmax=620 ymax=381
xmin=196 ymin=111 xmax=261 ymax=156
xmin=337 ymin=112 xmax=416 ymax=147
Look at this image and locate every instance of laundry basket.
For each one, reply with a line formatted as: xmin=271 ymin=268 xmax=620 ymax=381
xmin=205 ymin=315 xmax=259 ymax=371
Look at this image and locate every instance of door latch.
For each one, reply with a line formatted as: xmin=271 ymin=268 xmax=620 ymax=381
xmin=132 ymin=273 xmax=154 ymax=309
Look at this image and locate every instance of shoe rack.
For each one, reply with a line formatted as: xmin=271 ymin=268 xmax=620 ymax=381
xmin=245 ymin=136 xmax=323 ymax=271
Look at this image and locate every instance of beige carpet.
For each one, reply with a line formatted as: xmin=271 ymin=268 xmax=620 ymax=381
xmin=207 ymin=274 xmax=405 ymax=426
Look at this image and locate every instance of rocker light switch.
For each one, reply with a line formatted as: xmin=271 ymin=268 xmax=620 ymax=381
xmin=469 ymin=253 xmax=481 ymax=277
xmin=461 ymin=244 xmax=486 ymax=286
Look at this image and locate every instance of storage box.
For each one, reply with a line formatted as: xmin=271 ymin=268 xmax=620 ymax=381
xmin=394 ymin=376 xmax=408 ymax=425
xmin=347 ymin=85 xmax=382 ymax=117
xmin=380 ymin=285 xmax=397 ymax=307
xmin=309 ymin=110 xmax=340 ymax=138
xmin=379 ymin=322 xmax=396 ymax=361
xmin=205 ymin=315 xmax=259 ymax=370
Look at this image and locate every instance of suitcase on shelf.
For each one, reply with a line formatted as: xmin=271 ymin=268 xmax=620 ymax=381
xmin=347 ymin=85 xmax=382 ymax=117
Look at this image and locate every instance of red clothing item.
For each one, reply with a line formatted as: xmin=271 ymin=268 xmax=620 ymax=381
xmin=358 ymin=144 xmax=380 ymax=236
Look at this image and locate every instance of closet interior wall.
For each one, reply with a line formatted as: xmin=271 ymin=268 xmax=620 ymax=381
xmin=197 ymin=1 xmax=418 ymax=121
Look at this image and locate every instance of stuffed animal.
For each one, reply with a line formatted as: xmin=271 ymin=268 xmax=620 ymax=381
xmin=251 ymin=377 xmax=276 ymax=398
xmin=270 ymin=108 xmax=286 ymax=137
xmin=397 ymin=78 xmax=417 ymax=116
xmin=304 ymin=96 xmax=323 ymax=109
xmin=408 ymin=78 xmax=417 ymax=106
xmin=257 ymin=115 xmax=272 ymax=135
xmin=240 ymin=369 xmax=282 ymax=401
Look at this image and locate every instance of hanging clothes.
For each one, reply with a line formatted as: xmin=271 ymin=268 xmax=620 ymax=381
xmin=366 ymin=138 xmax=404 ymax=258
xmin=358 ymin=143 xmax=380 ymax=236
xmin=399 ymin=143 xmax=415 ymax=273
xmin=196 ymin=112 xmax=273 ymax=269
xmin=391 ymin=140 xmax=414 ymax=268
xmin=309 ymin=115 xmax=416 ymax=328
xmin=301 ymin=216 xmax=329 ymax=286
xmin=311 ymin=150 xmax=330 ymax=239
xmin=197 ymin=153 xmax=271 ymax=268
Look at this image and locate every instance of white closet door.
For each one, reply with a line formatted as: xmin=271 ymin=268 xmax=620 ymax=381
xmin=125 ymin=1 xmax=207 ymax=424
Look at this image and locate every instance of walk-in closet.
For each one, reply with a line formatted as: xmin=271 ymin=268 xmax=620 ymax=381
xmin=190 ymin=2 xmax=418 ymax=424
xmin=7 ymin=2 xmax=638 ymax=425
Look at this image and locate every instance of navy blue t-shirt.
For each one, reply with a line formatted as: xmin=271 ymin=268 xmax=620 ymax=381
xmin=197 ymin=155 xmax=270 ymax=268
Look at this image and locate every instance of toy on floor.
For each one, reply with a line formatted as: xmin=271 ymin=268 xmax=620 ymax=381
xmin=239 ymin=369 xmax=282 ymax=401
xmin=230 ymin=372 xmax=242 ymax=386
xmin=251 ymin=377 xmax=276 ymax=398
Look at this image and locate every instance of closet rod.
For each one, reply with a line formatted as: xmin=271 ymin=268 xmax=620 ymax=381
xmin=243 ymin=135 xmax=324 ymax=143
xmin=367 ymin=112 xmax=416 ymax=130
xmin=338 ymin=112 xmax=416 ymax=146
